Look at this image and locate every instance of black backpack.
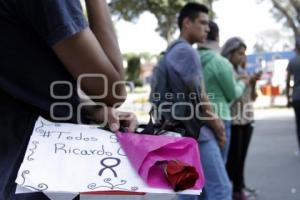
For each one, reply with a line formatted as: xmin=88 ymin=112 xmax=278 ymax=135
xmin=142 ymin=40 xmax=205 ymax=139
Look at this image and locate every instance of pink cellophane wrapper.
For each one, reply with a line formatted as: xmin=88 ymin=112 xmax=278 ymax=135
xmin=116 ymin=132 xmax=205 ymax=190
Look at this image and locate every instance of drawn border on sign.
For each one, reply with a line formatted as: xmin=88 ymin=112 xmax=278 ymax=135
xmin=27 ymin=141 xmax=39 ymax=161
xmin=35 ymin=120 xmax=60 ymax=134
xmin=87 ymin=178 xmax=138 ymax=191
xmin=20 ymin=170 xmax=48 ymax=192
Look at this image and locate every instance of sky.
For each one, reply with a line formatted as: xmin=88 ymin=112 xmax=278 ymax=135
xmin=114 ymin=0 xmax=288 ymax=55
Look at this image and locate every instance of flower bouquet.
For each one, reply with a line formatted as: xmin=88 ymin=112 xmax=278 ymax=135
xmin=116 ymin=132 xmax=205 ymax=192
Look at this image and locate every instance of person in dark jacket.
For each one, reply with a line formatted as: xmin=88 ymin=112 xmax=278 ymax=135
xmin=286 ymin=37 xmax=300 ymax=157
xmin=0 ymin=1 xmax=137 ymax=199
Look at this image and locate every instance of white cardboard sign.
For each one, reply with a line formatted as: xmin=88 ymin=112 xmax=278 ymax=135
xmin=15 ymin=117 xmax=201 ymax=199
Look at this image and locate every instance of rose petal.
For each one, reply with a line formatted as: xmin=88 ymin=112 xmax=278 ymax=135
xmin=166 ymin=160 xmax=185 ymax=175
xmin=174 ymin=172 xmax=199 ymax=191
xmin=164 ymin=160 xmax=200 ymax=191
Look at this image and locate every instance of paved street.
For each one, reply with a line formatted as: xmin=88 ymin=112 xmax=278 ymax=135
xmin=246 ymin=108 xmax=300 ymax=200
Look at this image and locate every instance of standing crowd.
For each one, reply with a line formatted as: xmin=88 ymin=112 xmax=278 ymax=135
xmin=150 ymin=3 xmax=261 ymax=200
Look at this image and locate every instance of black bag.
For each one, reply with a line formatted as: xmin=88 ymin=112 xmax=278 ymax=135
xmin=141 ymin=40 xmax=205 ymax=139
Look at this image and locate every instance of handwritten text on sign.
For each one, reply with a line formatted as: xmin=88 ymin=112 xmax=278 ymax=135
xmin=15 ymin=117 xmax=200 ymax=195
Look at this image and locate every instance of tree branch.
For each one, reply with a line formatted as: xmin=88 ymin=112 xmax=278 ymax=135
xmin=290 ymin=0 xmax=300 ymax=12
xmin=289 ymin=0 xmax=300 ymax=24
xmin=272 ymin=0 xmax=300 ymax=37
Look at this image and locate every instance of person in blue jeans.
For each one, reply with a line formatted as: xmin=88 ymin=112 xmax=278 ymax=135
xmin=151 ymin=3 xmax=231 ymax=200
xmin=198 ymin=21 xmax=248 ymax=163
xmin=178 ymin=126 xmax=232 ymax=200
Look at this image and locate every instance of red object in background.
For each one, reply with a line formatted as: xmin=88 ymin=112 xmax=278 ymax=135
xmin=164 ymin=160 xmax=199 ymax=192
xmin=261 ymin=85 xmax=280 ymax=96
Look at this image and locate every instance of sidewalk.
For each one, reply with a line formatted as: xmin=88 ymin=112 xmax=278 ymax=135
xmin=253 ymin=95 xmax=287 ymax=109
xmin=246 ymin=108 xmax=300 ymax=200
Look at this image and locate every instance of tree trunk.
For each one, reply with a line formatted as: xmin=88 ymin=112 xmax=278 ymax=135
xmin=166 ymin=16 xmax=175 ymax=45
xmin=166 ymin=30 xmax=172 ymax=45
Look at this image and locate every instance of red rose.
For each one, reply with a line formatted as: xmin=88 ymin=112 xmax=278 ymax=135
xmin=164 ymin=160 xmax=199 ymax=192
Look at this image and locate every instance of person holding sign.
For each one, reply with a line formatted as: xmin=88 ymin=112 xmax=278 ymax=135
xmin=0 ymin=0 xmax=137 ymax=199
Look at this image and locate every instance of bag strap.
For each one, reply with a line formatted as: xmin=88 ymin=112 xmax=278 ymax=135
xmin=138 ymin=39 xmax=185 ymax=135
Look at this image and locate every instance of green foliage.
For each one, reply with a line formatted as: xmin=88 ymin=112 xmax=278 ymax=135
xmin=123 ymin=52 xmax=158 ymax=61
xmin=126 ymin=55 xmax=143 ymax=87
xmin=139 ymin=52 xmax=157 ymax=60
xmin=109 ymin=0 xmax=218 ymax=43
